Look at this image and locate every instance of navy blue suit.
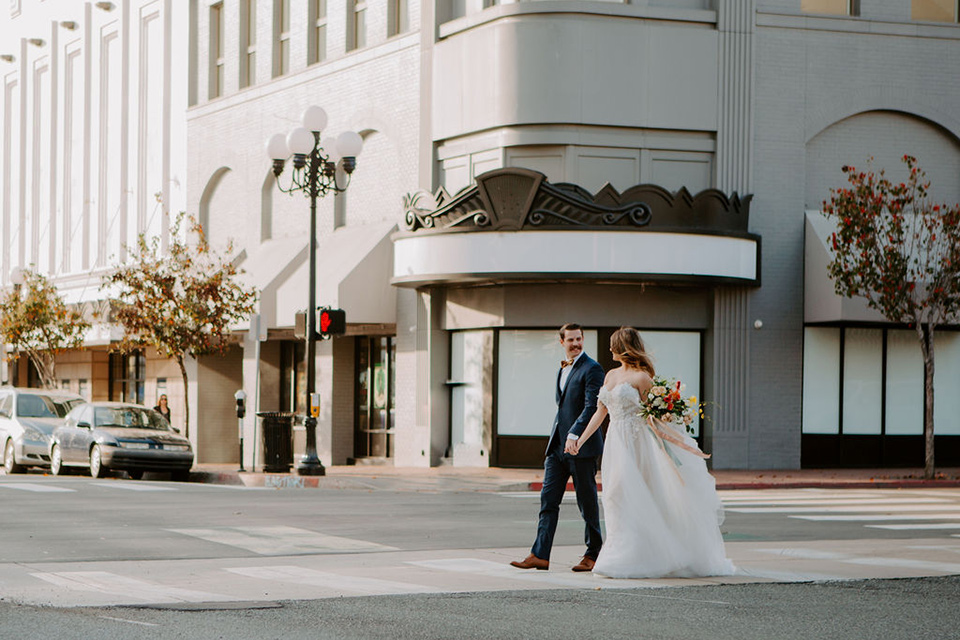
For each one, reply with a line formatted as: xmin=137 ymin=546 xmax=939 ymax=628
xmin=531 ymin=353 xmax=605 ymax=562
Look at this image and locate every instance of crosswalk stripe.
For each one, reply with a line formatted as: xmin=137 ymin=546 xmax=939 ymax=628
xmin=866 ymin=523 xmax=960 ymax=530
xmin=30 ymin=571 xmax=233 ymax=604
xmin=168 ymin=526 xmax=397 ymax=555
xmin=0 ymin=483 xmax=75 ymax=493
xmin=756 ymin=548 xmax=960 ymax=574
xmin=727 ymin=504 xmax=960 ymax=514
xmin=723 ymin=498 xmax=948 ymax=507
xmin=405 ymin=558 xmax=638 ymax=589
xmin=226 ymin=565 xmax=441 ymax=595
xmin=792 ymin=513 xmax=960 ymax=521
xmin=91 ymin=482 xmax=177 ymax=492
xmin=721 ymin=493 xmax=895 ymax=502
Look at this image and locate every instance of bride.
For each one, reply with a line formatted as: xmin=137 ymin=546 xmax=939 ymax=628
xmin=570 ymin=327 xmax=735 ymax=579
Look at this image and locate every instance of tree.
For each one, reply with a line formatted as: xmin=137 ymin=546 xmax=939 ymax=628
xmin=104 ymin=213 xmax=258 ymax=437
xmin=823 ymin=155 xmax=960 ymax=479
xmin=0 ymin=269 xmax=91 ymax=389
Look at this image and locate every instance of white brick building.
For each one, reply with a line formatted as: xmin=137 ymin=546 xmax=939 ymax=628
xmin=6 ymin=0 xmax=960 ymax=470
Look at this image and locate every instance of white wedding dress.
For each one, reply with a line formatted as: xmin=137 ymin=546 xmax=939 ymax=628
xmin=592 ymin=382 xmax=735 ymax=579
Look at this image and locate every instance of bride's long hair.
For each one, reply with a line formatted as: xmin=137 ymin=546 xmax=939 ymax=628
xmin=610 ymin=327 xmax=655 ymax=376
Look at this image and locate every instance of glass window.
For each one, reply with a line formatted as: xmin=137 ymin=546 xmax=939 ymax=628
xmin=349 ymin=0 xmax=367 ymax=51
xmin=885 ymin=330 xmax=924 ymax=435
xmin=355 ymin=337 xmax=395 ymax=458
xmin=497 ymin=329 xmax=598 ymax=437
xmin=109 ymin=351 xmax=145 ymax=405
xmin=280 ymin=340 xmax=306 ymax=415
xmin=802 ymin=327 xmax=841 ymax=434
xmin=94 ymin=406 xmax=169 ymax=430
xmin=801 ymin=0 xmax=854 ymax=14
xmin=310 ymin=0 xmax=327 ymax=64
xmin=842 ymin=328 xmax=882 ymax=435
xmin=209 ymin=2 xmax=224 ymax=98
xmin=641 ymin=331 xmax=703 ymax=437
xmin=935 ymin=332 xmax=960 ymax=435
xmin=388 ymin=0 xmax=408 ymax=37
xmin=274 ymin=0 xmax=291 ymax=77
xmin=912 ymin=0 xmax=958 ymax=22
xmin=240 ymin=0 xmax=257 ymax=88
xmin=450 ymin=331 xmax=490 ymax=454
xmin=17 ymin=394 xmax=61 ymax=419
xmin=0 ymin=393 xmax=12 ymax=418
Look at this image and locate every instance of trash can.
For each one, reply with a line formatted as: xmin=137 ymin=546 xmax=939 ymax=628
xmin=257 ymin=412 xmax=295 ymax=473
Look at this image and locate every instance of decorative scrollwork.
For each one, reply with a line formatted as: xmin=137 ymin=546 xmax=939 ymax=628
xmin=399 ymin=169 xmax=751 ymax=235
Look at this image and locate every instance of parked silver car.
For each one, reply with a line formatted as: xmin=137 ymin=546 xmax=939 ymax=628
xmin=0 ymin=387 xmax=85 ymax=474
xmin=51 ymin=402 xmax=193 ymax=480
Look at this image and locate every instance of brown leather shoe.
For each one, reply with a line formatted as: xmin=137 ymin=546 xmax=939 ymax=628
xmin=510 ymin=554 xmax=549 ymax=570
xmin=571 ymin=556 xmax=596 ymax=572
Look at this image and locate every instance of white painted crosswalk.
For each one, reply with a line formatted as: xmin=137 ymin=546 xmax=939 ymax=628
xmin=721 ymin=488 xmax=960 ymax=534
xmin=0 ymin=482 xmax=75 ymax=492
xmin=168 ymin=525 xmax=398 ymax=555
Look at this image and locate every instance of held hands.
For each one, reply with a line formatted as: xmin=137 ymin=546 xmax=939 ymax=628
xmin=564 ymin=438 xmax=581 ymax=455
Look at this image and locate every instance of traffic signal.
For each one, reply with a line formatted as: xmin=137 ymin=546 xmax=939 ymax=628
xmin=318 ymin=307 xmax=346 ymax=339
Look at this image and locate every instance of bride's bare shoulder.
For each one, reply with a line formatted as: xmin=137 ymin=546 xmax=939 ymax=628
xmin=632 ymin=370 xmax=654 ymax=393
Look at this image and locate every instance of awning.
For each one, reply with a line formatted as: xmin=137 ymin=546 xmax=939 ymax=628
xmin=804 ymin=211 xmax=885 ymax=323
xmin=248 ymin=221 xmax=397 ymax=328
xmin=393 ymin=230 xmax=759 ymax=287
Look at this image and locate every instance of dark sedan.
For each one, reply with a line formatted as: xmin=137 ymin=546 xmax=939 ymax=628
xmin=51 ymin=402 xmax=193 ymax=480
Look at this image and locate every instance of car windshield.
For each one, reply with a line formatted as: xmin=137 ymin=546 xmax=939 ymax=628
xmin=94 ymin=407 xmax=170 ymax=430
xmin=17 ymin=394 xmax=76 ymax=419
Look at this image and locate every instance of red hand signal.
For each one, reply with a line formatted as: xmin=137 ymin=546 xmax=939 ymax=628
xmin=320 ymin=312 xmax=331 ymax=332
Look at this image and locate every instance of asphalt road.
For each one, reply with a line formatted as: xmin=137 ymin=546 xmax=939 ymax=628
xmin=1 ymin=475 xmax=960 ymax=639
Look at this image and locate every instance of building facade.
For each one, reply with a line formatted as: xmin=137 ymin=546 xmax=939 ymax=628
xmin=5 ymin=0 xmax=960 ymax=470
xmin=0 ymin=1 xmax=197 ymax=435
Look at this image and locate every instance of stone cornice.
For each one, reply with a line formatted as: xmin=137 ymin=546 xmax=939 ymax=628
xmin=401 ymin=168 xmax=753 ymax=237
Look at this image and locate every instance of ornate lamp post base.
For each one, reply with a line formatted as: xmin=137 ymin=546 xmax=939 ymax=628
xmin=297 ymin=416 xmax=326 ymax=476
xmin=297 ymin=459 xmax=326 ymax=476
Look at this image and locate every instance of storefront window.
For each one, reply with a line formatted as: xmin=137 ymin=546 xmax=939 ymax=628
xmin=355 ymin=336 xmax=395 ymax=458
xmin=801 ymin=0 xmax=856 ymax=15
xmin=802 ymin=327 xmax=841 ymax=434
xmin=496 ymin=329 xmax=598 ymax=438
xmin=450 ymin=331 xmax=492 ymax=463
xmin=842 ymin=328 xmax=883 ymax=435
xmin=280 ymin=341 xmax=306 ymax=415
xmin=802 ymin=327 xmax=960 ymax=437
xmin=935 ymin=333 xmax=960 ymax=435
xmin=885 ymin=330 xmax=924 ymax=436
xmin=109 ymin=351 xmax=145 ymax=405
xmin=912 ymin=0 xmax=958 ymax=22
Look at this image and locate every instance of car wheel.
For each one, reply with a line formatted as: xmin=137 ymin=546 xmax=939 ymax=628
xmin=3 ymin=439 xmax=25 ymax=474
xmin=171 ymin=469 xmax=191 ymax=482
xmin=50 ymin=444 xmax=64 ymax=476
xmin=127 ymin=470 xmax=144 ymax=480
xmin=89 ymin=445 xmax=108 ymax=478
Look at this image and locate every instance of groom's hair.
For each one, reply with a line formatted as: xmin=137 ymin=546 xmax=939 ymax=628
xmin=559 ymin=323 xmax=582 ymax=339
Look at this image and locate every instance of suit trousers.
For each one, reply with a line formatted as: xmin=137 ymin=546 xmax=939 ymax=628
xmin=531 ymin=448 xmax=603 ymax=561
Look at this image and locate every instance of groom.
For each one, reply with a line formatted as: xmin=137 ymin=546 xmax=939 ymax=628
xmin=510 ymin=322 xmax=605 ymax=572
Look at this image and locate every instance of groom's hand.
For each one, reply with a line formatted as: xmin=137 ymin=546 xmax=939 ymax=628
xmin=564 ymin=439 xmax=579 ymax=455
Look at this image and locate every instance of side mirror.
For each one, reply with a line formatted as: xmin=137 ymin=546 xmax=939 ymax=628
xmin=77 ymin=421 xmax=91 ymax=429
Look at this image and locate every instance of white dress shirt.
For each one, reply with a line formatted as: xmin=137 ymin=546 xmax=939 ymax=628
xmin=560 ymin=351 xmax=586 ymax=441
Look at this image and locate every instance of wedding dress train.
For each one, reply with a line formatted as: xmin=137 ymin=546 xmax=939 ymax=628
xmin=592 ymin=383 xmax=735 ymax=578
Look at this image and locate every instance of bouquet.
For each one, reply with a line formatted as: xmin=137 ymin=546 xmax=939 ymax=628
xmin=639 ymin=375 xmax=702 ymax=435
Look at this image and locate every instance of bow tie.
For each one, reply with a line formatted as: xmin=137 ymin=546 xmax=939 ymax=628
xmin=561 ymin=358 xmax=575 ymax=369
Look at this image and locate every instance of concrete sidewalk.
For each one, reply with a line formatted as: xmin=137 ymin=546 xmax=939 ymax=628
xmin=189 ymin=463 xmax=960 ymax=492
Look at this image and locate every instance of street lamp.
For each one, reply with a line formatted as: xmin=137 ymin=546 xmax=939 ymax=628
xmin=266 ymin=106 xmax=362 ymax=476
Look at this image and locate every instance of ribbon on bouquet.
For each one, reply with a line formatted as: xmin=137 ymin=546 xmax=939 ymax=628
xmin=645 ymin=416 xmax=710 ymax=483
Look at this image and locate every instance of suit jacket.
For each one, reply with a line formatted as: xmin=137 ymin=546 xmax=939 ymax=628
xmin=546 ymin=353 xmax=605 ymax=458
